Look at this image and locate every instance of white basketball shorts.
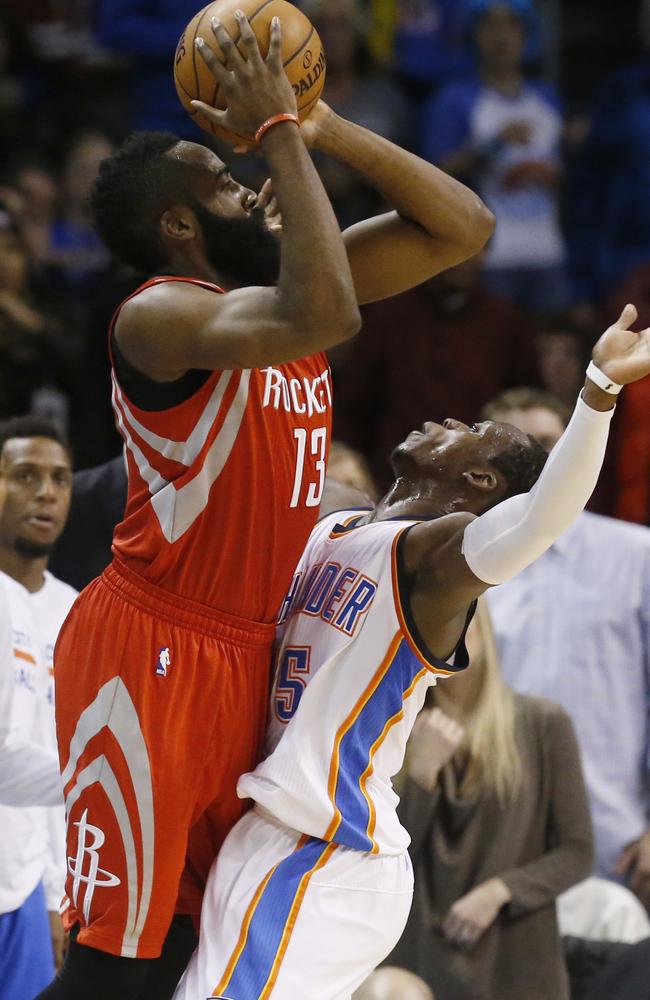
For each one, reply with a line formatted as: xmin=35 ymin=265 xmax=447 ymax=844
xmin=173 ymin=807 xmax=414 ymax=1000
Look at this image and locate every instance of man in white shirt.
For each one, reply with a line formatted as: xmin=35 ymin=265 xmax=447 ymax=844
xmin=0 ymin=416 xmax=76 ymax=992
xmin=483 ymin=388 xmax=650 ymax=904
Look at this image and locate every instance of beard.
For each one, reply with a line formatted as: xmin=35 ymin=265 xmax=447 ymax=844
xmin=193 ymin=202 xmax=281 ymax=288
xmin=15 ymin=536 xmax=54 ymax=559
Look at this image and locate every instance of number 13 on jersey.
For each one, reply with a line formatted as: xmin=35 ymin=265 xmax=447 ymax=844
xmin=290 ymin=426 xmax=327 ymax=508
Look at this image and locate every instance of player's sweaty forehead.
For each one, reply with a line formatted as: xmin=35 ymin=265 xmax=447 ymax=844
xmin=167 ymin=141 xmax=225 ymax=176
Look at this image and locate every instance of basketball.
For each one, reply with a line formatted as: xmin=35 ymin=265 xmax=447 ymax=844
xmin=174 ymin=0 xmax=326 ymax=144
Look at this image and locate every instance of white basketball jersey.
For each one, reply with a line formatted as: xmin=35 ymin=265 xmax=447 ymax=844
xmin=238 ymin=510 xmax=471 ymax=856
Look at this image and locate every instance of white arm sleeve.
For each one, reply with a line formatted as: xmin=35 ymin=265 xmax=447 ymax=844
xmin=0 ymin=593 xmax=64 ymax=807
xmin=462 ymin=396 xmax=614 ymax=586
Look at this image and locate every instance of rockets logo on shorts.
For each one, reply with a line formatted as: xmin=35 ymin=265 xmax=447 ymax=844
xmin=67 ymin=809 xmax=121 ymax=922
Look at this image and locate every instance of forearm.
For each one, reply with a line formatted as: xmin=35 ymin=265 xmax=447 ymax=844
xmin=500 ymin=837 xmax=593 ymax=918
xmin=463 ymin=381 xmax=615 ymax=586
xmin=314 ymin=113 xmax=494 ymax=251
xmin=263 ymin=125 xmax=360 ymax=338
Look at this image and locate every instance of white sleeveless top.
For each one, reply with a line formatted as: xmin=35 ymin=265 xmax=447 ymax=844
xmin=238 ymin=510 xmax=472 ymax=856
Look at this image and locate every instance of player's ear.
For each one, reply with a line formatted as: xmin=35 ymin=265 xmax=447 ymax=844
xmin=462 ymin=467 xmax=499 ymax=493
xmin=160 ymin=206 xmax=196 ymax=242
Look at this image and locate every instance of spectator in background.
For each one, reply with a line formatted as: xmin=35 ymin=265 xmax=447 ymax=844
xmin=0 ymin=10 xmax=32 ymax=150
xmin=353 ymin=966 xmax=434 ymax=999
xmin=483 ymin=388 xmax=650 ymax=900
xmin=303 ymin=0 xmax=414 ymax=226
xmin=94 ymin=0 xmax=205 ymax=136
xmin=327 ymin=440 xmax=378 ymax=500
xmin=366 ymin=0 xmax=473 ymax=95
xmin=0 ymin=572 xmax=60 ymax=998
xmin=420 ymin=0 xmax=569 ymax=312
xmin=0 ymin=416 xmax=76 ymax=973
xmin=50 ymin=453 xmax=128 ymax=591
xmin=567 ymin=0 xmax=650 ymax=304
xmin=334 ymin=251 xmax=539 ymax=490
xmin=391 ymin=601 xmax=592 ymax=1000
xmin=0 ymin=201 xmax=71 ymax=423
xmin=535 ymin=314 xmax=588 ymax=409
xmin=0 ymin=588 xmax=62 ymax=809
xmin=48 ymin=131 xmax=113 ymax=297
xmin=8 ymin=161 xmax=60 ymax=268
xmin=607 ymin=267 xmax=650 ymax=525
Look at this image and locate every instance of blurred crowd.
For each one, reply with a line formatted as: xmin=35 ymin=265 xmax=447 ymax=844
xmin=1 ymin=1 xmax=650 ymax=998
xmin=0 ymin=0 xmax=649 ymax=523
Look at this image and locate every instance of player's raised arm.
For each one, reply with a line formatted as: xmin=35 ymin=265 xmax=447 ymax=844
xmin=411 ymin=304 xmax=650 ymax=616
xmin=301 ymin=102 xmax=495 ymax=304
xmin=113 ymin=15 xmax=360 ymax=379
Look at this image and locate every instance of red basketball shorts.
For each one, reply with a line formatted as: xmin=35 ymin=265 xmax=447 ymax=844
xmin=54 ymin=560 xmax=274 ymax=959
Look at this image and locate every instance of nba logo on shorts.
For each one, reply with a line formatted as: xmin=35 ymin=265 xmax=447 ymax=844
xmin=156 ymin=647 xmax=171 ymax=676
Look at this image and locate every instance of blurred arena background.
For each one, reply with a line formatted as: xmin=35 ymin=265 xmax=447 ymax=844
xmin=0 ymin=0 xmax=648 ymax=527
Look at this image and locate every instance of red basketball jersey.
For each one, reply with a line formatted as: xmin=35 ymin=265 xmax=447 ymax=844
xmin=109 ymin=276 xmax=332 ymax=623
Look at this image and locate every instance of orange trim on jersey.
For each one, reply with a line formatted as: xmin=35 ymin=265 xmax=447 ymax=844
xmin=328 ymin=513 xmax=366 ymax=539
xmin=390 ymin=531 xmax=455 ymax=676
xmin=14 ymin=648 xmax=36 ymax=665
xmin=324 ymin=632 xmax=403 ymax=842
xmin=212 ymin=834 xmax=309 ymax=997
xmin=360 ymin=666 xmax=429 ymax=853
xmin=258 ymin=842 xmax=338 ymax=999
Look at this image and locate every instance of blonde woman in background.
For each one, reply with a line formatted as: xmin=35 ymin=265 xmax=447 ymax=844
xmin=390 ymin=600 xmax=593 ymax=1000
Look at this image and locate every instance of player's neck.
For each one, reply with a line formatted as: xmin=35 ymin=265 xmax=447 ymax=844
xmin=369 ymin=477 xmax=455 ymax=522
xmin=0 ymin=546 xmax=47 ymax=594
xmin=166 ymin=253 xmax=226 ymax=288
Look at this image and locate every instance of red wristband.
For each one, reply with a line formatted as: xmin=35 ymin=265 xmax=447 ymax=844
xmin=254 ymin=113 xmax=300 ymax=144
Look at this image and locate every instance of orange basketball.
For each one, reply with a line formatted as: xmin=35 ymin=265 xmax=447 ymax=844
xmin=173 ymin=0 xmax=326 ymax=144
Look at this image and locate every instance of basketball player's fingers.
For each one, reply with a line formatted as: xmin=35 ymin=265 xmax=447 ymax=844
xmin=194 ymin=38 xmax=231 ymax=88
xmin=235 ymin=9 xmax=264 ymax=65
xmin=256 ymin=178 xmax=274 ymax=209
xmin=211 ymin=17 xmax=245 ymax=71
xmin=618 ymin=302 xmax=638 ymax=329
xmin=266 ymin=16 xmax=283 ymax=71
xmin=233 ymin=144 xmax=254 ymax=154
xmin=265 ymin=196 xmax=280 ymax=220
xmin=190 ymin=100 xmax=228 ymax=129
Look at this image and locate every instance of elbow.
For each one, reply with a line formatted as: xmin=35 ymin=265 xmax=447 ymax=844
xmin=564 ymin=835 xmax=595 ymax=887
xmin=339 ymin=304 xmax=362 ymax=342
xmin=313 ymin=300 xmax=361 ymax=349
xmin=468 ymin=198 xmax=496 ymax=251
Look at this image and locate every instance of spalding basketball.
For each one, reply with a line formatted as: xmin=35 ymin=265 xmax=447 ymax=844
xmin=174 ymin=0 xmax=326 ymax=144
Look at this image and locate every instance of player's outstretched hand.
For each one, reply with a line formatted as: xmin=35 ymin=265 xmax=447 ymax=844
xmin=406 ymin=707 xmax=465 ymax=792
xmin=592 ymin=303 xmax=650 ymax=386
xmin=193 ymin=11 xmax=298 ymax=141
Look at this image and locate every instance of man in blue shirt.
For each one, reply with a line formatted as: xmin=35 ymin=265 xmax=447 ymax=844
xmin=484 ymin=387 xmax=650 ymax=907
xmin=420 ymin=0 xmax=568 ymax=312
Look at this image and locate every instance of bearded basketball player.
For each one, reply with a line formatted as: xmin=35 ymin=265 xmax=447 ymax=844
xmin=39 ymin=13 xmax=493 ymax=1000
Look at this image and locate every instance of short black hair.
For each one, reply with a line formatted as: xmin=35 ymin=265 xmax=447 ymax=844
xmin=490 ymin=433 xmax=548 ymax=501
xmin=90 ymin=131 xmax=190 ymax=272
xmin=0 ymin=416 xmax=72 ymax=464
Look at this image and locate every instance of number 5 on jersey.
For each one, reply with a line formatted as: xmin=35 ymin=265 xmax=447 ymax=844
xmin=290 ymin=427 xmax=327 ymax=508
xmin=274 ymin=646 xmax=311 ymax=722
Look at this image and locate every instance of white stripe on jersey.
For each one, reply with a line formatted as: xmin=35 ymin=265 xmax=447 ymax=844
xmin=112 ymin=370 xmax=233 ymax=467
xmin=111 ymin=367 xmax=252 ymax=543
xmin=238 ymin=510 xmax=466 ymax=856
